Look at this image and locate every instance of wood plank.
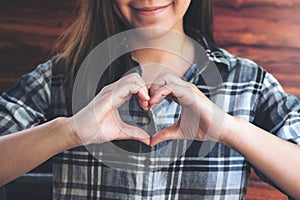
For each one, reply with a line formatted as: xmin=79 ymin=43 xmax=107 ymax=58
xmin=213 ymin=1 xmax=300 ymax=198
xmin=246 ymin=169 xmax=288 ymax=200
xmin=0 ymin=0 xmax=299 ymax=199
xmin=214 ymin=0 xmax=300 ymax=8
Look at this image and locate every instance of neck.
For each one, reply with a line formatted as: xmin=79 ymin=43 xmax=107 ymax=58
xmin=128 ymin=29 xmax=195 ymax=78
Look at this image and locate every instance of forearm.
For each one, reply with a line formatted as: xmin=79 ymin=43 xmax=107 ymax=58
xmin=221 ymin=115 xmax=300 ymax=199
xmin=0 ymin=117 xmax=77 ymax=186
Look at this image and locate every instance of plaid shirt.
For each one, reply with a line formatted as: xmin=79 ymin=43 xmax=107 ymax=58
xmin=1 ymin=36 xmax=300 ymax=199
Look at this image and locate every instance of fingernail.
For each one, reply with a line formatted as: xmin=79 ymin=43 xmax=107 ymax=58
xmin=144 ymin=101 xmax=149 ymax=110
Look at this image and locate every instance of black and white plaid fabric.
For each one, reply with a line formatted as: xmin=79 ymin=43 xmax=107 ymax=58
xmin=1 ymin=36 xmax=300 ymax=199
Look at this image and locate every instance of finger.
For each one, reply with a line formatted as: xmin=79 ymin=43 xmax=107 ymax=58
xmin=137 ymin=98 xmax=149 ymax=111
xmin=121 ymin=73 xmax=149 ymax=99
xmin=112 ymin=82 xmax=149 ymax=109
xmin=97 ymin=73 xmax=148 ymax=103
xmin=118 ymin=123 xmax=151 ymax=145
xmin=149 ymin=85 xmax=173 ymax=109
xmin=149 ymin=82 xmax=165 ymax=97
xmin=150 ymin=82 xmax=195 ymax=109
xmin=105 ymin=73 xmax=148 ymax=97
xmin=119 ymin=73 xmax=150 ymax=109
xmin=149 ymin=74 xmax=187 ymax=107
xmin=148 ymin=72 xmax=170 ymax=97
xmin=150 ymin=123 xmax=181 ymax=146
xmin=122 ymin=73 xmax=149 ymax=96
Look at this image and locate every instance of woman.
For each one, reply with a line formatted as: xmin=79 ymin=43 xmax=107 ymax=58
xmin=1 ymin=0 xmax=300 ymax=199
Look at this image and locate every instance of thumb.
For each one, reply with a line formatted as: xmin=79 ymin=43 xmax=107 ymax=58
xmin=150 ymin=124 xmax=180 ymax=147
xmin=118 ymin=124 xmax=151 ymax=145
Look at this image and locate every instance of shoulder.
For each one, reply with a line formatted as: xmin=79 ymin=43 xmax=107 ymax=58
xmin=3 ymin=58 xmax=55 ymax=99
xmin=0 ymin=58 xmax=57 ymax=131
xmin=35 ymin=58 xmax=53 ymax=74
xmin=23 ymin=58 xmax=53 ymax=83
xmin=208 ymin=46 xmax=267 ymax=84
xmin=193 ymin=35 xmax=267 ymax=83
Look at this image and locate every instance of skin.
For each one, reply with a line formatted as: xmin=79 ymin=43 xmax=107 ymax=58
xmin=113 ymin=0 xmax=191 ymax=32
xmin=1 ymin=0 xmax=300 ymax=199
xmin=0 ymin=73 xmax=151 ymax=185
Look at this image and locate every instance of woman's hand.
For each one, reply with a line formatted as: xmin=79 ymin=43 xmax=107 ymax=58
xmin=70 ymin=73 xmax=151 ymax=146
xmin=148 ymin=74 xmax=226 ymax=146
xmin=147 ymin=73 xmax=300 ymax=199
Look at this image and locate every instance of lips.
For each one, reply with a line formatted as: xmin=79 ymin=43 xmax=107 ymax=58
xmin=132 ymin=4 xmax=170 ymax=15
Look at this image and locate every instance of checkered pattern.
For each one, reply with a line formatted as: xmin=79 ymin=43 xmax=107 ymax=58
xmin=1 ymin=36 xmax=300 ymax=199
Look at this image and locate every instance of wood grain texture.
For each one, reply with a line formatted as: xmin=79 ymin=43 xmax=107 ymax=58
xmin=214 ymin=0 xmax=300 ymax=101
xmin=0 ymin=0 xmax=75 ymax=92
xmin=213 ymin=0 xmax=300 ymax=198
xmin=1 ymin=0 xmax=299 ymax=199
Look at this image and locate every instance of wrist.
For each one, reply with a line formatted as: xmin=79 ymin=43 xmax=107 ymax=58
xmin=217 ymin=114 xmax=241 ymax=147
xmin=205 ymin=105 xmax=230 ymax=144
xmin=53 ymin=117 xmax=82 ymax=149
xmin=219 ymin=114 xmax=255 ymax=151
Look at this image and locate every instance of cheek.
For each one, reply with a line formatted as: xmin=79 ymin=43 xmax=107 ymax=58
xmin=176 ymin=0 xmax=191 ymax=15
xmin=113 ymin=2 xmax=133 ymax=26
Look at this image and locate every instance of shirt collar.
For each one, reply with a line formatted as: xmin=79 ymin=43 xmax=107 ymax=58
xmin=186 ymin=30 xmax=232 ymax=72
xmin=179 ymin=32 xmax=233 ymax=82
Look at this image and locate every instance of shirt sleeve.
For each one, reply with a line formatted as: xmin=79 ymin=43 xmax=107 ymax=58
xmin=252 ymin=72 xmax=300 ymax=194
xmin=0 ymin=60 xmax=52 ymax=135
xmin=253 ymin=72 xmax=300 ymax=144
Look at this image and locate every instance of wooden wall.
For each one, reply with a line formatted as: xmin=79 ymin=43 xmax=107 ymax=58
xmin=0 ymin=0 xmax=75 ymax=93
xmin=216 ymin=1 xmax=300 ymax=199
xmin=1 ymin=0 xmax=300 ymax=199
xmin=214 ymin=0 xmax=300 ymax=98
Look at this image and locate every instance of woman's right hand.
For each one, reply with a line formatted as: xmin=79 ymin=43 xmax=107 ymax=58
xmin=69 ymin=73 xmax=151 ymax=146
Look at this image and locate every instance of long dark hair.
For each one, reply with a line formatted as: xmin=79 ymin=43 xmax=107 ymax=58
xmin=55 ymin=0 xmax=215 ymax=113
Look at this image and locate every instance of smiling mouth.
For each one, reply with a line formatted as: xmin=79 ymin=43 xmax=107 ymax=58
xmin=132 ymin=4 xmax=170 ymax=15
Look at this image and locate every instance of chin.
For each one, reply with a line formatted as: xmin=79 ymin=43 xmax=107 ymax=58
xmin=133 ymin=26 xmax=180 ymax=40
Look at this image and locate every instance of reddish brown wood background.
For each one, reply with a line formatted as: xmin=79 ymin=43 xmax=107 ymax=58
xmin=214 ymin=0 xmax=300 ymax=99
xmin=1 ymin=0 xmax=300 ymax=199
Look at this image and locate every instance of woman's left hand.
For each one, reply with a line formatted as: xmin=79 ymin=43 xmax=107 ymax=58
xmin=146 ymin=73 xmax=300 ymax=200
xmin=148 ymin=74 xmax=226 ymax=146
